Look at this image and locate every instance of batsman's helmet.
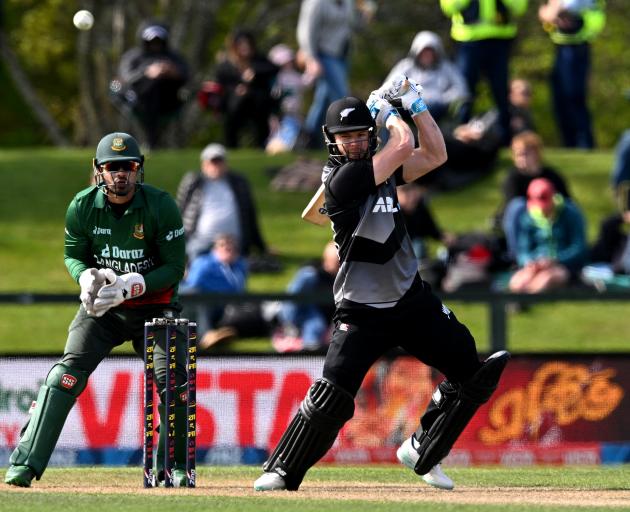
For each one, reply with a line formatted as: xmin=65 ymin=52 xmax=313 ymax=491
xmin=93 ymin=132 xmax=145 ymax=195
xmin=322 ymin=97 xmax=377 ymax=165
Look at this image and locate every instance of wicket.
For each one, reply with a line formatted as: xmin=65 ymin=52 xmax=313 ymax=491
xmin=143 ymin=317 xmax=197 ymax=488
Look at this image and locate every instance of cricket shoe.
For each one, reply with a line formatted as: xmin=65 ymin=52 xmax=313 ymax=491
xmin=396 ymin=436 xmax=454 ymax=490
xmin=253 ymin=472 xmax=287 ymax=491
xmin=4 ymin=465 xmax=35 ymax=488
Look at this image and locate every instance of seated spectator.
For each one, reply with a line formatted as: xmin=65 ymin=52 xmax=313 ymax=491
xmin=215 ymin=29 xmax=278 ymax=148
xmin=509 ymin=178 xmax=587 ymax=293
xmin=176 ymin=143 xmax=269 ymax=263
xmin=397 ymin=182 xmax=455 ymax=261
xmin=582 ymin=183 xmax=630 ymax=289
xmin=265 ymin=44 xmax=313 ymax=155
xmin=384 ymin=31 xmax=468 ymax=124
xmin=272 ymin=241 xmax=339 ymax=353
xmin=498 ymin=131 xmax=572 ymax=259
xmin=110 ymin=21 xmax=189 ymax=148
xmin=417 ymin=107 xmax=502 ymax=191
xmin=611 ymin=129 xmax=630 ymax=189
xmin=179 ymin=233 xmax=248 ymax=338
xmin=509 ymin=78 xmax=536 ymax=135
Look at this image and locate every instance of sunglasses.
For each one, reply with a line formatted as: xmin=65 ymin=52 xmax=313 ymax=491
xmin=100 ymin=161 xmax=141 ymax=173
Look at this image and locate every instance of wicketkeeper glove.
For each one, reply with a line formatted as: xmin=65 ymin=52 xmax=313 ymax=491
xmin=78 ymin=268 xmax=109 ymax=315
xmin=378 ymin=74 xmax=427 ymax=116
xmin=90 ymin=268 xmax=146 ymax=317
xmin=367 ymin=91 xmax=400 ymax=128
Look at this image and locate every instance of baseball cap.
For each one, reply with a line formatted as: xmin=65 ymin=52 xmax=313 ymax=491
xmin=325 ymin=97 xmax=374 ymax=134
xmin=142 ymin=25 xmax=169 ymax=42
xmin=95 ymin=132 xmax=143 ymax=164
xmin=200 ymin=143 xmax=226 ymax=162
xmin=526 ymin=178 xmax=556 ymax=209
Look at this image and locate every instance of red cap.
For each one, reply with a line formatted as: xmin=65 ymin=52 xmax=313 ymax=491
xmin=527 ymin=178 xmax=555 ymax=210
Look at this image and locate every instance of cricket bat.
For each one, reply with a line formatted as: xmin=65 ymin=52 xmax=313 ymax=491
xmin=301 ymin=183 xmax=329 ymax=226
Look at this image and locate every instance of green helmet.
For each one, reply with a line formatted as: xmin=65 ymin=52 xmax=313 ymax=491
xmin=93 ymin=132 xmax=145 ymax=196
xmin=94 ymin=132 xmax=144 ymax=165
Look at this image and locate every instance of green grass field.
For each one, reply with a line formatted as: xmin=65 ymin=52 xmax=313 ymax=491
xmin=1 ymin=146 xmax=628 ymax=354
xmin=1 ymin=466 xmax=629 ymax=511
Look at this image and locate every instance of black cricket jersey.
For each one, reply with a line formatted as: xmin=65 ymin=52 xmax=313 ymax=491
xmin=323 ymin=158 xmax=421 ymax=309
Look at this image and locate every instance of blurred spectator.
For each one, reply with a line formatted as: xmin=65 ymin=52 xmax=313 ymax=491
xmin=417 ymin=106 xmax=503 ymax=191
xmin=272 ymin=241 xmax=339 ymax=353
xmin=179 ymin=233 xmax=247 ymax=336
xmin=111 ymin=21 xmax=189 ymax=148
xmin=265 ymin=44 xmax=312 ymax=155
xmin=215 ymin=29 xmax=278 ymax=148
xmin=384 ymin=31 xmax=468 ymax=124
xmin=397 ymin=182 xmax=455 ymax=260
xmin=296 ymin=0 xmax=376 ymax=148
xmin=538 ymin=0 xmax=606 ymax=148
xmin=584 ymin=184 xmax=630 ymax=283
xmin=509 ymin=78 xmax=536 ymax=135
xmin=176 ymin=143 xmax=268 ymax=262
xmin=509 ymin=178 xmax=587 ymax=293
xmin=440 ymin=0 xmax=528 ymax=145
xmin=498 ymin=131 xmax=572 ymax=259
xmin=611 ymin=130 xmax=630 ymax=189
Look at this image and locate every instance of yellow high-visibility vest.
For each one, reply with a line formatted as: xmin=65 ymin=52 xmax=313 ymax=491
xmin=440 ymin=0 xmax=528 ymax=41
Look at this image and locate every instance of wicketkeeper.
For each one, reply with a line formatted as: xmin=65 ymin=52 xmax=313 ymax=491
xmin=254 ymin=75 xmax=510 ymax=492
xmin=5 ymin=132 xmax=190 ymax=487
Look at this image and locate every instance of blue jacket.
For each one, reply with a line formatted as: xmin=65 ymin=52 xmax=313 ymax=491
xmin=515 ymin=198 xmax=587 ymax=273
xmin=181 ymin=252 xmax=247 ymax=292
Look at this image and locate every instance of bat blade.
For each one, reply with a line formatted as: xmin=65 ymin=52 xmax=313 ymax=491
xmin=301 ymin=184 xmax=328 ymax=226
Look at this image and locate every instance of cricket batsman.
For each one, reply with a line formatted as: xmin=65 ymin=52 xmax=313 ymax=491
xmin=254 ymin=76 xmax=510 ymax=492
xmin=5 ymin=133 xmax=189 ymax=487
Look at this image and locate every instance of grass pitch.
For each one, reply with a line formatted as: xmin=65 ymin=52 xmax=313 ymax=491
xmin=1 ymin=465 xmax=629 ymax=511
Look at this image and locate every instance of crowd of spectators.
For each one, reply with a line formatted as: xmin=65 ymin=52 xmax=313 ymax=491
xmin=108 ymin=2 xmax=628 ymax=351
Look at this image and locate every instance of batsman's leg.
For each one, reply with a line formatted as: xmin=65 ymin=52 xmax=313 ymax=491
xmin=5 ymin=364 xmax=88 ymax=487
xmin=408 ymin=351 xmax=510 ymax=478
xmin=254 ymin=378 xmax=355 ymax=491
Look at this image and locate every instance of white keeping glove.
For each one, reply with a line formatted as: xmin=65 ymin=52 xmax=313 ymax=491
xmin=90 ymin=269 xmax=146 ymax=317
xmin=378 ymin=74 xmax=427 ymax=116
xmin=79 ymin=268 xmax=109 ymax=315
xmin=367 ymin=91 xmax=400 ymax=128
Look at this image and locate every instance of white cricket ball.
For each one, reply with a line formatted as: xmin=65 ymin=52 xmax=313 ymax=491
xmin=73 ymin=10 xmax=94 ymax=31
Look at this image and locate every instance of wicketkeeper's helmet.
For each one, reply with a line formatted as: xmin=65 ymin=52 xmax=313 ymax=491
xmin=93 ymin=132 xmax=145 ymax=195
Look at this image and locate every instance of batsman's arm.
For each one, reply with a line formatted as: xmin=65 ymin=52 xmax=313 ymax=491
xmin=372 ymin=115 xmax=414 ymax=185
xmin=402 ymin=110 xmax=447 ymax=183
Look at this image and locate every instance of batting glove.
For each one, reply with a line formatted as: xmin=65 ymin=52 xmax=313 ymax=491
xmin=91 ymin=269 xmax=146 ymax=317
xmin=378 ymin=75 xmax=427 ymax=116
xmin=367 ymin=91 xmax=400 ymax=128
xmin=79 ymin=268 xmax=109 ymax=315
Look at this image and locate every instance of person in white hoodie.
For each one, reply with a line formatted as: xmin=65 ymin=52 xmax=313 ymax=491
xmin=385 ymin=31 xmax=469 ymax=124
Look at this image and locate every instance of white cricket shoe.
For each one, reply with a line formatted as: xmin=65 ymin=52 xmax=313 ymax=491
xmin=396 ymin=436 xmax=454 ymax=490
xmin=254 ymin=472 xmax=287 ymax=491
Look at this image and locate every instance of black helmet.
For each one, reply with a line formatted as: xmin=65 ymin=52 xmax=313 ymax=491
xmin=322 ymin=97 xmax=377 ymax=164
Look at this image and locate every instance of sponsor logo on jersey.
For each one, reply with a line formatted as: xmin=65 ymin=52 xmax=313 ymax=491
xmin=100 ymin=244 xmax=145 ymax=260
xmin=133 ymin=223 xmax=144 ymax=240
xmin=60 ymin=374 xmax=78 ymax=389
xmin=340 ymin=108 xmax=355 ymax=120
xmin=166 ymin=227 xmax=185 ymax=241
xmin=92 ymin=226 xmax=111 ymax=236
xmin=111 ymin=137 xmax=126 ymax=151
xmin=372 ymin=197 xmax=399 ymax=213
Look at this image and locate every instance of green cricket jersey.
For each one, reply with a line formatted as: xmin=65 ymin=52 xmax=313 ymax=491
xmin=64 ymin=184 xmax=186 ymax=307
